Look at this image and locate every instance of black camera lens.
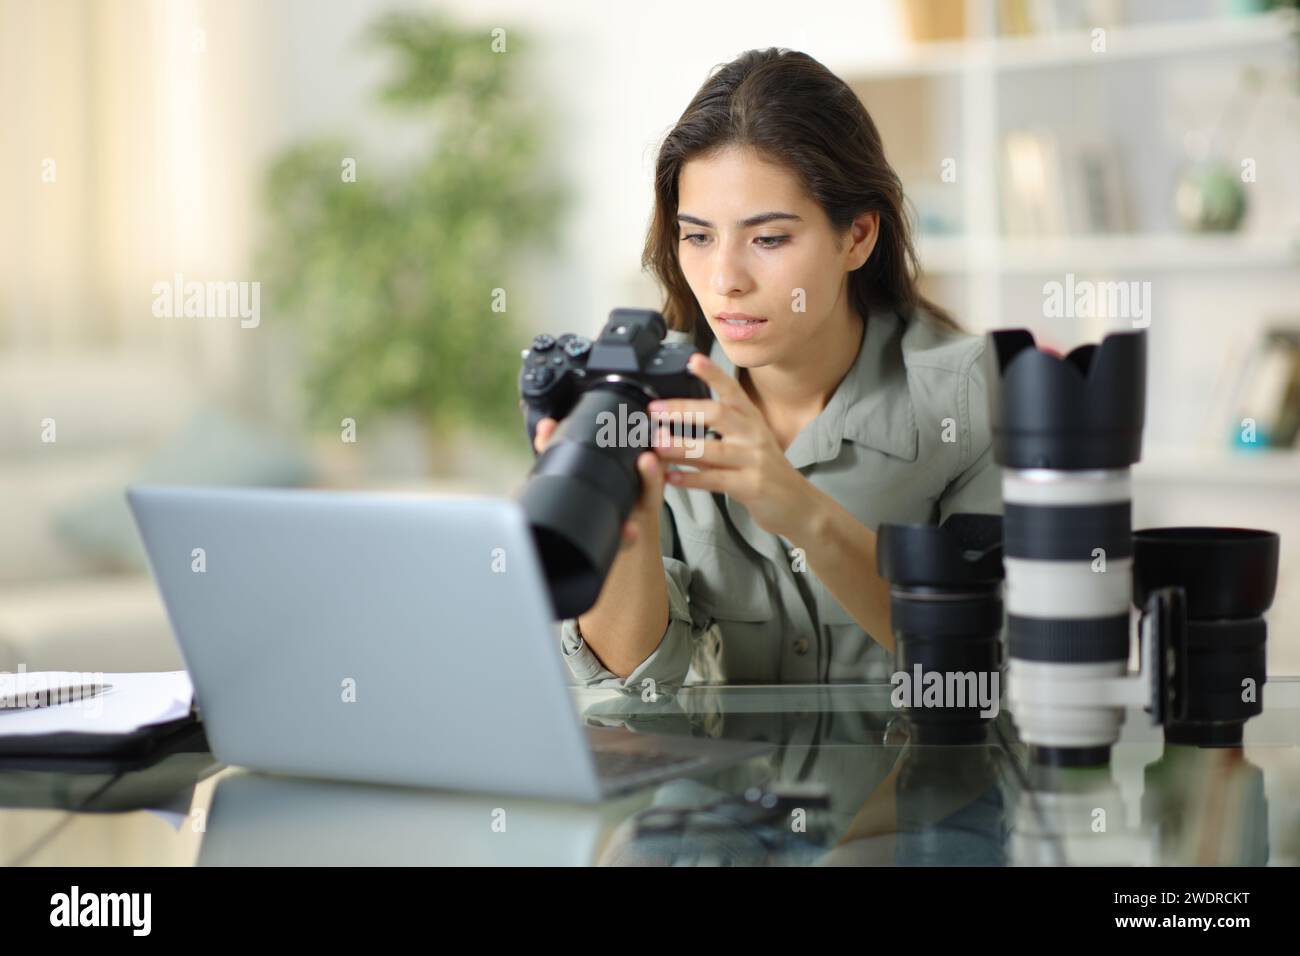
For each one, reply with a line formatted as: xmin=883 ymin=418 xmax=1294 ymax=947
xmin=877 ymin=513 xmax=1005 ymax=742
xmin=1164 ymin=619 xmax=1267 ymax=745
xmin=521 ymin=386 xmax=652 ymax=617
xmin=1134 ymin=526 xmax=1278 ymax=747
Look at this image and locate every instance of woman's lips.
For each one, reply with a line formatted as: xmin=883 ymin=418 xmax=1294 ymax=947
xmin=715 ymin=313 xmax=768 ymax=341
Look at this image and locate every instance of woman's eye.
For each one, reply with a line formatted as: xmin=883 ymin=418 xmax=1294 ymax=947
xmin=678 ymin=233 xmax=787 ymax=248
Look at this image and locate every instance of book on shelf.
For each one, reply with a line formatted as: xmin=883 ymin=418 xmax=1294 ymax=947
xmin=1222 ymin=326 xmax=1300 ymax=450
xmin=1001 ymin=129 xmax=1130 ymax=235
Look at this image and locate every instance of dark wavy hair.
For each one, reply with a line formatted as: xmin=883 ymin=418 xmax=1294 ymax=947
xmin=642 ymin=47 xmax=959 ymax=354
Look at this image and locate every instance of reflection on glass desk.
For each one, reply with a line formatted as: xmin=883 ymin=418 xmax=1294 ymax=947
xmin=1 ymin=680 xmax=1297 ymax=866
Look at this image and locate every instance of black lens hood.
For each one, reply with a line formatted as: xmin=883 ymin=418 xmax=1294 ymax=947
xmin=1133 ymin=527 xmax=1280 ymax=619
xmin=985 ymin=328 xmax=1147 ymax=470
xmin=877 ymin=513 xmax=1004 ymax=591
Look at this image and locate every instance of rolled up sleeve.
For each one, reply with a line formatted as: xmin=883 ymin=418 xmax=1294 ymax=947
xmin=557 ymin=501 xmax=698 ymax=692
xmin=558 ymin=555 xmax=696 ymax=691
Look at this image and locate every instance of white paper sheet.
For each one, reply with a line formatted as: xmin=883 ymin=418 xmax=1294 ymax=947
xmin=0 ymin=671 xmax=194 ymax=737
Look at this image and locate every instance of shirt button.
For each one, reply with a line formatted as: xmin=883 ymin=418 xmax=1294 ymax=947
xmin=792 ymin=638 xmax=809 ymax=656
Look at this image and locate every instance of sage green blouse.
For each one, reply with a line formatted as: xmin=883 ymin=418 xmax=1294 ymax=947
xmin=558 ymin=305 xmax=1002 ymax=689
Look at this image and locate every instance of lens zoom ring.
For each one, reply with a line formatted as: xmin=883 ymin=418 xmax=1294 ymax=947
xmin=891 ymin=595 xmax=1004 ymax=639
xmin=1003 ymin=502 xmax=1132 ymax=561
xmin=1007 ymin=614 xmax=1130 ymax=662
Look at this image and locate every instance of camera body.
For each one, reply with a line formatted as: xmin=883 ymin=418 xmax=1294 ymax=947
xmin=519 ymin=308 xmax=708 ymax=451
xmin=517 ymin=308 xmax=709 ymax=618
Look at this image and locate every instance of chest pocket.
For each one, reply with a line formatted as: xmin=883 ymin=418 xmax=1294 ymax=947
xmin=678 ymin=532 xmax=775 ymax=624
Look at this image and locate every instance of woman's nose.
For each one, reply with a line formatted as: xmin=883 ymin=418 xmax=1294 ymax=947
xmin=709 ymin=245 xmax=751 ymax=297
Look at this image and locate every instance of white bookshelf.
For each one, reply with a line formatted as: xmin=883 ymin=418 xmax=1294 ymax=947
xmin=843 ymin=2 xmax=1300 ymax=332
xmin=843 ymin=8 xmax=1297 ymax=79
xmin=1137 ymin=447 xmax=1300 ymax=488
xmin=837 ymin=0 xmax=1300 ymax=495
xmin=919 ymin=233 xmax=1300 ymax=275
xmin=992 ymin=9 xmax=1296 ymax=70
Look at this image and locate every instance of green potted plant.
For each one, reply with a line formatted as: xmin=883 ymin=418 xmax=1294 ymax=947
xmin=259 ymin=10 xmax=567 ymax=474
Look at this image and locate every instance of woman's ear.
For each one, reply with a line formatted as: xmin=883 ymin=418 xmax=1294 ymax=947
xmin=844 ymin=212 xmax=880 ymax=272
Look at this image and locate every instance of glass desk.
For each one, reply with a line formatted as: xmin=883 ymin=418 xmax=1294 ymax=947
xmin=2 ymin=679 xmax=1297 ymax=866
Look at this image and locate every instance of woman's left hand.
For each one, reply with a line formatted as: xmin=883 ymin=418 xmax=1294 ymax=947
xmin=648 ymin=353 xmax=824 ymax=543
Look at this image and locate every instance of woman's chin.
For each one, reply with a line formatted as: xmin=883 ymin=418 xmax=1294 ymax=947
xmin=714 ymin=338 xmax=773 ymax=369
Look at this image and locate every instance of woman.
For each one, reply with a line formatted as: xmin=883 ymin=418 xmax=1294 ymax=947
xmin=535 ymin=48 xmax=1001 ymax=688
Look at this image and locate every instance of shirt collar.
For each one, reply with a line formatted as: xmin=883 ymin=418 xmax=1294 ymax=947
xmin=706 ymin=306 xmax=918 ymax=469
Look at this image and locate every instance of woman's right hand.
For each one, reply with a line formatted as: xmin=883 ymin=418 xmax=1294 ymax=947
xmin=533 ymin=416 xmax=665 ymax=552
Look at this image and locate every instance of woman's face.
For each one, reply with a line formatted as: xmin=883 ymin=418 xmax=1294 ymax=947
xmin=675 ymin=145 xmax=875 ymax=369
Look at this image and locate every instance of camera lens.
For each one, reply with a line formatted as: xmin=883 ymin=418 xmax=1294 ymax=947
xmin=520 ymin=385 xmax=650 ymax=618
xmin=987 ymin=329 xmax=1147 ymax=764
xmin=1133 ymin=526 xmax=1278 ymax=746
xmin=877 ymin=513 xmax=1004 ymax=743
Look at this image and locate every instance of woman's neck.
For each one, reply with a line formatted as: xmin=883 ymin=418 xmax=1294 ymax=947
xmin=741 ymin=303 xmax=866 ymax=424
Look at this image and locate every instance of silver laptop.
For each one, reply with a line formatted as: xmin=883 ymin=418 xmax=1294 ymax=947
xmin=127 ymin=485 xmax=769 ymax=802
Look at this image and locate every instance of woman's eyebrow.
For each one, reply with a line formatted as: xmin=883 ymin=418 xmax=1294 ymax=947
xmin=676 ymin=211 xmax=803 ymax=228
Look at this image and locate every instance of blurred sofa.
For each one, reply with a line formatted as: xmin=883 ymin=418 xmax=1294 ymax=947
xmin=0 ymin=349 xmax=312 ymax=674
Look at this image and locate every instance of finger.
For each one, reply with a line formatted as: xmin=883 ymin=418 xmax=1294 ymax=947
xmin=533 ymin=417 xmax=557 ymax=453
xmin=664 ymin=465 xmax=732 ymax=494
xmin=686 ymin=352 xmax=750 ymax=405
xmin=636 ymin=450 xmax=664 ymax=507
xmin=647 ymin=398 xmax=737 ymax=438
xmin=648 ymin=397 xmax=722 ymax=422
xmin=653 ymin=430 xmax=742 ymax=467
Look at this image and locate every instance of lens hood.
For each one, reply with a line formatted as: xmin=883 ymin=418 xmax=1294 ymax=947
xmin=877 ymin=513 xmax=1004 ymax=591
xmin=1133 ymin=527 xmax=1279 ymax=620
xmin=986 ymin=328 xmax=1147 ymax=470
